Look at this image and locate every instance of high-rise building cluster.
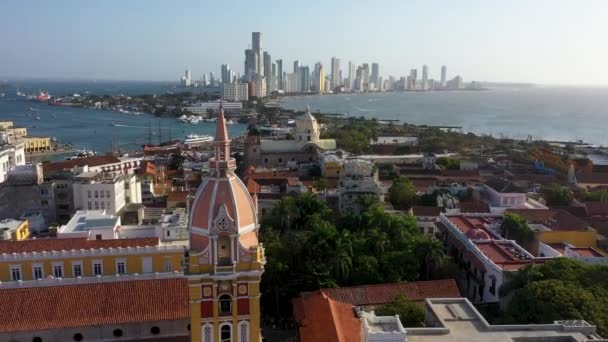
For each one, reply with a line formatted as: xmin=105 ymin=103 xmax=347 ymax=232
xmin=181 ymin=31 xmax=470 ymax=98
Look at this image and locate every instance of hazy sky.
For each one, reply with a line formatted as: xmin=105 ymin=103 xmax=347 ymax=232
xmin=1 ymin=0 xmax=607 ymax=85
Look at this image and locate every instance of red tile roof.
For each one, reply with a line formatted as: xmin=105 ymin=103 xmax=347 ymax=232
xmin=473 ymin=240 xmax=536 ymax=270
xmin=584 ymin=201 xmax=608 ymax=217
xmin=320 ymin=279 xmax=461 ymax=306
xmin=505 ymin=209 xmax=590 ymax=231
xmin=0 ymin=237 xmax=160 ymax=254
xmin=43 ymin=155 xmax=122 ymax=173
xmin=293 ymin=291 xmax=361 ymax=342
xmin=577 ymin=172 xmax=608 ymax=185
xmin=569 ymin=247 xmax=604 ymax=258
xmin=0 ymin=278 xmax=189 ymax=333
xmin=167 ymin=191 xmax=188 ymax=203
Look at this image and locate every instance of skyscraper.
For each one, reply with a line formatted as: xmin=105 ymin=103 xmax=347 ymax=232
xmin=244 ymin=49 xmax=256 ymax=81
xmin=330 ymin=57 xmax=341 ymax=90
xmin=293 ymin=60 xmax=299 ymax=73
xmin=299 ymin=66 xmax=310 ymax=93
xmin=251 ymin=32 xmax=263 ymax=77
xmin=348 ymin=61 xmax=356 ymax=91
xmin=252 ymin=32 xmax=261 ymax=52
xmin=221 ymin=64 xmax=231 ymax=84
xmin=409 ymin=69 xmax=418 ymax=90
xmin=313 ymin=62 xmax=325 ymax=93
xmin=276 ymin=59 xmax=283 ymax=90
xmin=441 ymin=65 xmax=447 ymax=88
xmin=181 ymin=69 xmax=192 ymax=87
xmin=362 ymin=63 xmax=370 ymax=91
xmin=271 ymin=63 xmax=277 ymax=91
xmin=371 ymin=63 xmax=379 ymax=90
xmin=422 ymin=65 xmax=428 ymax=90
xmin=263 ymin=52 xmax=272 ymax=95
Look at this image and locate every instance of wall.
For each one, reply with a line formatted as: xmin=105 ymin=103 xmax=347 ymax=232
xmin=537 ymin=230 xmax=597 ymax=250
xmin=1 ymin=319 xmax=190 ymax=342
xmin=0 ymin=249 xmax=184 ymax=282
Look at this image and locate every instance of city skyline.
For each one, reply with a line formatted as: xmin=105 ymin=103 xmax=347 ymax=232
xmin=1 ymin=0 xmax=608 ymax=85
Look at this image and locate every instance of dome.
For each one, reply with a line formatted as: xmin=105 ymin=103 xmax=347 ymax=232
xmin=294 ymin=106 xmax=320 ymax=142
xmin=189 ymin=107 xmax=259 ymax=253
xmin=465 ymin=228 xmax=491 ymax=240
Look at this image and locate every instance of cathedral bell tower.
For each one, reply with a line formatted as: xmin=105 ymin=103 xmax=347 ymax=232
xmin=188 ymin=106 xmax=265 ymax=342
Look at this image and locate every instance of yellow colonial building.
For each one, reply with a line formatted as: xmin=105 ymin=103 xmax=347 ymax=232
xmin=0 ymin=237 xmax=184 ymax=282
xmin=0 ymin=218 xmax=30 ymax=241
xmin=20 ymin=136 xmax=52 ymax=153
xmin=188 ymin=108 xmax=265 ymax=342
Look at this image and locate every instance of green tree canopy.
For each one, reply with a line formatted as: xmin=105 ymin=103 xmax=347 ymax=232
xmin=259 ymin=193 xmax=449 ymax=320
xmin=503 ymin=258 xmax=608 ymax=336
xmin=500 ymin=213 xmax=534 ymax=249
xmin=388 ymin=176 xmax=418 ymax=210
xmin=542 ymin=186 xmax=573 ymax=206
xmin=376 ymin=295 xmax=425 ymax=327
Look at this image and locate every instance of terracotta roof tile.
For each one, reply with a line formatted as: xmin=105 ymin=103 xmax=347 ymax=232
xmin=505 ymin=209 xmax=589 ymax=231
xmin=293 ymin=291 xmax=360 ymax=342
xmin=320 ymin=279 xmax=461 ymax=306
xmin=43 ymin=155 xmax=122 ymax=173
xmin=0 ymin=237 xmax=160 ymax=254
xmin=0 ymin=278 xmax=189 ymax=333
xmin=577 ymin=172 xmax=608 ymax=185
xmin=167 ymin=191 xmax=188 ymax=202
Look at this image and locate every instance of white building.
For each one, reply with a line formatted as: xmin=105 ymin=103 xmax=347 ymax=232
xmin=0 ymin=140 xmax=25 ymax=184
xmin=339 ymin=158 xmax=385 ymax=213
xmin=186 ymin=101 xmax=243 ymax=115
xmin=252 ymin=75 xmax=267 ymax=98
xmin=73 ymin=172 xmax=141 ymax=216
xmin=57 ymin=210 xmax=121 ymax=240
xmin=222 ymin=83 xmax=249 ymax=102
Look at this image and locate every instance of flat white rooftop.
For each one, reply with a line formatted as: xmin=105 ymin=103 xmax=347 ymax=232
xmin=405 ymin=298 xmax=604 ymax=342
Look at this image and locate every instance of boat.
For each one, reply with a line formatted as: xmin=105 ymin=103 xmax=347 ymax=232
xmin=35 ymin=116 xmax=41 ymax=120
xmin=35 ymin=91 xmax=50 ymax=102
xmin=204 ymin=117 xmax=217 ymax=123
xmin=143 ymin=140 xmax=181 ymax=155
xmin=110 ymin=122 xmax=118 ymax=126
xmin=65 ymin=149 xmax=96 ymax=160
xmin=178 ymin=114 xmax=189 ymax=123
xmin=0 ymin=93 xmax=5 ymax=98
xmin=51 ymin=137 xmax=57 ymax=142
xmin=184 ymin=133 xmax=214 ymax=145
xmin=226 ymin=119 xmax=236 ymax=125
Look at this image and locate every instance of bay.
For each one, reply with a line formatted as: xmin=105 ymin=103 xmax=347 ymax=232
xmin=0 ymin=80 xmax=245 ymax=155
xmin=280 ymin=87 xmax=608 ymax=145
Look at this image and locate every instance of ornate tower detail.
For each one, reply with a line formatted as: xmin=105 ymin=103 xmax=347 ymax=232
xmin=188 ymin=106 xmax=266 ymax=342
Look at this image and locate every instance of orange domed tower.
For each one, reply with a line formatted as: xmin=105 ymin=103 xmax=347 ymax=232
xmin=188 ymin=106 xmax=265 ymax=342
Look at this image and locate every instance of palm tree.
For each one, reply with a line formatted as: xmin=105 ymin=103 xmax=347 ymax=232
xmin=415 ymin=236 xmax=446 ymax=280
xmin=331 ymin=230 xmax=353 ymax=281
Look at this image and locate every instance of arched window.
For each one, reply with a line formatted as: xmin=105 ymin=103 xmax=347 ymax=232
xmin=113 ymin=329 xmax=123 ymax=337
xmin=221 ymin=325 xmax=231 ymax=342
xmin=219 ymin=294 xmax=232 ymax=315
xmin=73 ymin=333 xmax=83 ymax=341
xmin=150 ymin=326 xmax=160 ymax=335
xmin=32 ymin=337 xmax=42 ymax=342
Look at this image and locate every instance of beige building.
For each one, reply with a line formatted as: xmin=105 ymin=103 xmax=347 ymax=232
xmin=246 ymin=107 xmax=337 ymax=167
xmin=19 ymin=136 xmax=52 ymax=153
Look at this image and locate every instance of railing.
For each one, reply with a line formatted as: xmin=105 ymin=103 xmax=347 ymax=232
xmin=0 ymin=271 xmax=184 ymax=289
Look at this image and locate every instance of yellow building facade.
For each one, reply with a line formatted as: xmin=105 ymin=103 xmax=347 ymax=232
xmin=188 ymin=108 xmax=265 ymax=342
xmin=0 ymin=238 xmax=184 ymax=282
xmin=21 ymin=136 xmax=52 ymax=153
xmin=0 ymin=219 xmax=30 ymax=241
